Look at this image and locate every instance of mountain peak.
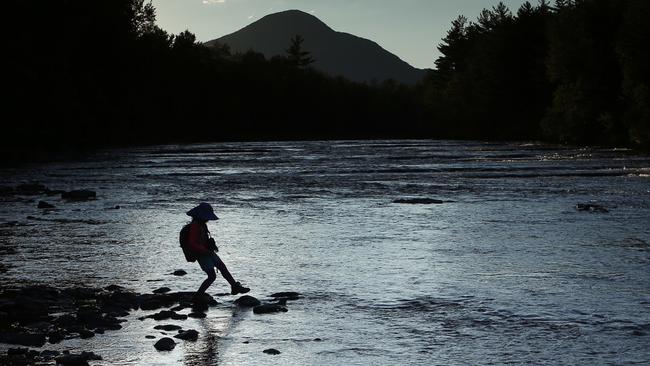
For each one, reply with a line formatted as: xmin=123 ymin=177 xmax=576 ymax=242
xmin=207 ymin=10 xmax=426 ymax=84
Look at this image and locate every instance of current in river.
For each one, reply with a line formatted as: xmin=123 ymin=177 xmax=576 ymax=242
xmin=1 ymin=140 xmax=649 ymax=365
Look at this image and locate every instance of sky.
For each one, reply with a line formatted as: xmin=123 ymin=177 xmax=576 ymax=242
xmin=151 ymin=0 xmax=532 ymax=69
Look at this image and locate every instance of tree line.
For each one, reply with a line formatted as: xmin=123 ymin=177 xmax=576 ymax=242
xmin=421 ymin=0 xmax=649 ymax=147
xmin=3 ymin=0 xmax=649 ymax=160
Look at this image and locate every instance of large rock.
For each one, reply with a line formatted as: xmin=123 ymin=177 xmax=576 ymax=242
xmin=174 ymin=329 xmax=199 ymax=341
xmin=61 ymin=190 xmax=96 ymax=201
xmin=234 ymin=295 xmax=261 ymax=307
xmin=253 ymin=304 xmax=288 ymax=314
xmin=154 ymin=337 xmax=176 ymax=351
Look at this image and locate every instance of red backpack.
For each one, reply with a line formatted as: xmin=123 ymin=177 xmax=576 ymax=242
xmin=179 ymin=224 xmax=197 ymax=262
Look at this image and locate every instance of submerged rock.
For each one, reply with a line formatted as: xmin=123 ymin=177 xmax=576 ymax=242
xmin=154 ymin=337 xmax=176 ymax=351
xmin=61 ymin=190 xmax=96 ymax=201
xmin=153 ymin=287 xmax=171 ymax=294
xmin=187 ymin=312 xmax=206 ymax=319
xmin=576 ymin=203 xmax=608 ymax=213
xmin=174 ymin=329 xmax=199 ymax=341
xmin=270 ymin=292 xmax=301 ymax=300
xmin=393 ymin=198 xmax=444 ymax=204
xmin=234 ymin=295 xmax=261 ymax=307
xmin=37 ymin=201 xmax=55 ymax=209
xmin=145 ymin=310 xmax=186 ymax=321
xmin=263 ymin=348 xmax=281 ymax=355
xmin=172 ymin=269 xmax=187 ymax=276
xmin=253 ymin=304 xmax=288 ymax=314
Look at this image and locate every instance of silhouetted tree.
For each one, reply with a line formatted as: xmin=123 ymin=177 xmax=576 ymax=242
xmin=286 ymin=34 xmax=315 ymax=68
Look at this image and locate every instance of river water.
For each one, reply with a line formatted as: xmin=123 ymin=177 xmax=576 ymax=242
xmin=1 ymin=140 xmax=649 ymax=365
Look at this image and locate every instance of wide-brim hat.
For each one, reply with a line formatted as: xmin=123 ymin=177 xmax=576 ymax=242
xmin=186 ymin=202 xmax=219 ymax=221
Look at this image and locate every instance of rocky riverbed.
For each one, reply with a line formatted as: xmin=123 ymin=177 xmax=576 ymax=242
xmin=0 ymin=284 xmax=299 ymax=365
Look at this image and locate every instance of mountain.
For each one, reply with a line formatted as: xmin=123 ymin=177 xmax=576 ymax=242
xmin=205 ymin=10 xmax=427 ymax=85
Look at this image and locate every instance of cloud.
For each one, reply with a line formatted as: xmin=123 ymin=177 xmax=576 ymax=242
xmin=202 ymin=0 xmax=225 ymax=4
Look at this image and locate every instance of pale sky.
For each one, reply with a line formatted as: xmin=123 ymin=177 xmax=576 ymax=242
xmin=151 ymin=0 xmax=531 ymax=69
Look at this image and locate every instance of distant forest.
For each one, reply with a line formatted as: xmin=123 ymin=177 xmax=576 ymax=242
xmin=4 ymin=0 xmax=649 ymax=160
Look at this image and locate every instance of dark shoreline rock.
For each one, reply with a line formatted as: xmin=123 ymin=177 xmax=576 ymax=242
xmin=0 ymin=284 xmax=233 ymax=362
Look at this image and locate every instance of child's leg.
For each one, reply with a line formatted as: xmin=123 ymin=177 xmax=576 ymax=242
xmin=214 ymin=255 xmax=236 ymax=286
xmin=196 ymin=267 xmax=217 ymax=295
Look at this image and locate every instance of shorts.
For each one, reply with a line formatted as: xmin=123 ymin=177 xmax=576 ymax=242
xmin=197 ymin=252 xmax=222 ymax=273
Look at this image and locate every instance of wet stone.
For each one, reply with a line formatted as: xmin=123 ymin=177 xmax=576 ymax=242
xmin=145 ymin=335 xmax=156 ymax=339
xmin=234 ymin=295 xmax=261 ymax=307
xmin=270 ymin=292 xmax=301 ymax=300
xmin=263 ymin=348 xmax=281 ymax=355
xmin=154 ymin=337 xmax=176 ymax=351
xmin=154 ymin=324 xmax=183 ymax=331
xmin=153 ymin=287 xmax=171 ymax=294
xmin=174 ymin=329 xmax=199 ymax=341
xmin=146 ymin=310 xmax=183 ymax=321
xmin=172 ymin=270 xmax=187 ymax=276
xmin=187 ymin=312 xmax=207 ymax=319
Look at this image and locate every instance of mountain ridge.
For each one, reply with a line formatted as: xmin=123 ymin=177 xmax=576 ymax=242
xmin=205 ymin=10 xmax=427 ymax=85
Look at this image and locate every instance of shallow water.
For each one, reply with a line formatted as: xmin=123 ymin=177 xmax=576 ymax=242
xmin=1 ymin=140 xmax=650 ymax=365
